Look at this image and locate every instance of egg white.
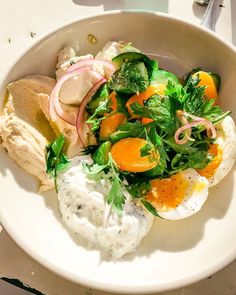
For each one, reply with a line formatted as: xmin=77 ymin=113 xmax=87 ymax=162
xmin=158 ymin=168 xmax=209 ymax=220
xmin=208 ymin=116 xmax=236 ymax=187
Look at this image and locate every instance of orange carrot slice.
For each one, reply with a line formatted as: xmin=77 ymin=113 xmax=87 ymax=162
xmin=100 ymin=113 xmax=126 ymax=141
xmin=109 ymin=91 xmax=117 ymax=111
xmin=193 ymin=71 xmax=218 ymax=99
xmin=141 ymin=117 xmax=154 ymax=125
xmin=111 ymin=138 xmax=159 ymax=173
xmin=126 ymin=84 xmax=166 ymax=118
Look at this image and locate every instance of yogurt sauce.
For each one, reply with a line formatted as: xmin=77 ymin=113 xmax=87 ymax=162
xmin=57 ymin=156 xmax=154 ymax=259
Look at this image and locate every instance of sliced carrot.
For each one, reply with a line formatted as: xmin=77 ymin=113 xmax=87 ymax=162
xmin=193 ymin=71 xmax=218 ymax=99
xmin=109 ymin=91 xmax=117 ymax=111
xmin=99 ymin=113 xmax=126 ymax=141
xmin=126 ymin=84 xmax=166 ymax=118
xmin=141 ymin=117 xmax=154 ymax=125
xmin=111 ymin=138 xmax=159 ymax=173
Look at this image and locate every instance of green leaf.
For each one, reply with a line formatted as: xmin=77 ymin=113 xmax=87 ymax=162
xmin=140 ymin=143 xmax=152 ymax=157
xmin=86 ymin=83 xmax=110 ymax=114
xmin=143 ymin=127 xmax=168 ymax=177
xmin=92 ymin=141 xmax=111 ymax=165
xmin=141 ymin=199 xmax=161 ymax=217
xmin=127 ymin=176 xmax=151 ymax=198
xmin=163 ymin=137 xmax=197 ymax=154
xmin=109 ymin=121 xmax=145 ymax=142
xmin=86 ymin=99 xmax=112 ymax=132
xmin=56 ymin=154 xmax=70 ymax=173
xmin=51 ymin=135 xmax=65 ymax=157
xmin=182 ymin=75 xmax=228 ymax=122
xmin=82 ymin=162 xmax=108 ymax=179
xmin=188 ymin=150 xmax=213 ymax=170
xmin=106 ymin=177 xmax=126 ymax=215
xmin=46 ymin=135 xmax=70 ymax=190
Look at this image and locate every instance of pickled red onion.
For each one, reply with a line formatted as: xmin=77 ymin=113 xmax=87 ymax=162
xmin=76 ymin=78 xmax=107 ymax=147
xmin=67 ymin=58 xmax=115 ymax=77
xmin=49 ymin=67 xmax=102 ymax=125
xmin=175 ymin=112 xmax=216 ymax=145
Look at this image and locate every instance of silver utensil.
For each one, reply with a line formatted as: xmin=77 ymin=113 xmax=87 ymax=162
xmin=195 ymin=0 xmax=219 ymax=31
xmin=195 ymin=0 xmax=209 ymax=5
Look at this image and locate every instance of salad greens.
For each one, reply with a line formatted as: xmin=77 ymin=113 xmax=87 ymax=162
xmin=50 ymin=49 xmax=230 ymax=217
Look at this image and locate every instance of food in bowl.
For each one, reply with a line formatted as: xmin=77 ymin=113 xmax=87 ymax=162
xmin=1 ymin=40 xmax=236 ymax=259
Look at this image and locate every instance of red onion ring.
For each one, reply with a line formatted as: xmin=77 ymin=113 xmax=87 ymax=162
xmin=76 ymin=78 xmax=107 ymax=147
xmin=175 ymin=118 xmax=216 ymax=145
xmin=67 ymin=58 xmax=116 ymax=77
xmin=49 ymin=67 xmax=102 ymax=125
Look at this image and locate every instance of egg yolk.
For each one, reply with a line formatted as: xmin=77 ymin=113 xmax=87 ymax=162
xmin=198 ymin=144 xmax=223 ymax=179
xmin=146 ymin=173 xmax=188 ymax=211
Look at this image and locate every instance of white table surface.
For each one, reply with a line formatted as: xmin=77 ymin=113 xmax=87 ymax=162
xmin=0 ymin=0 xmax=236 ymax=294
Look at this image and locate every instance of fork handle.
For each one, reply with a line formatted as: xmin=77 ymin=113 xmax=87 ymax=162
xmin=201 ymin=0 xmax=218 ymax=31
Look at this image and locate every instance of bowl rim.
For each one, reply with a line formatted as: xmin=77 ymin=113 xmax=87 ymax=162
xmin=1 ymin=10 xmax=236 ymax=294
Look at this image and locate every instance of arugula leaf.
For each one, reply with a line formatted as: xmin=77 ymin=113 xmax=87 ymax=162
xmin=141 ymin=199 xmax=161 ymax=217
xmin=109 ymin=61 xmax=149 ymax=94
xmin=46 ymin=135 xmax=70 ymax=190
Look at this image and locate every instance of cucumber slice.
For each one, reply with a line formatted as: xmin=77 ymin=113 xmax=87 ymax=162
xmin=86 ymin=83 xmax=109 ymax=114
xmin=112 ymin=52 xmax=158 ymax=80
xmin=151 ymin=69 xmax=180 ymax=86
xmin=109 ymin=61 xmax=149 ymax=94
xmin=209 ymin=72 xmax=221 ymax=92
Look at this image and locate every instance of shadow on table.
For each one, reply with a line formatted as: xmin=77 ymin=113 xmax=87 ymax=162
xmin=231 ymin=0 xmax=236 ymax=46
xmin=72 ymin=0 xmax=169 ymax=13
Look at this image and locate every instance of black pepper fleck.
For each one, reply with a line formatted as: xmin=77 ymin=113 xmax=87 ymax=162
xmin=30 ymin=31 xmax=36 ymax=38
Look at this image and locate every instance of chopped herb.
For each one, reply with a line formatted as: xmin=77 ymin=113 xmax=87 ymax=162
xmin=141 ymin=199 xmax=161 ymax=217
xmin=83 ymin=153 xmax=126 ymax=215
xmin=109 ymin=61 xmax=149 ymax=94
xmin=46 ymin=135 xmax=70 ymax=190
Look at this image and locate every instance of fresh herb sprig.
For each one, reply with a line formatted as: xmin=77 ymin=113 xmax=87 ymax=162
xmin=46 ymin=135 xmax=70 ymax=190
xmin=83 ymin=153 xmax=126 ymax=215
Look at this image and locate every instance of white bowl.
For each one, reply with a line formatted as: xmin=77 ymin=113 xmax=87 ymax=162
xmin=0 ymin=11 xmax=236 ymax=294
